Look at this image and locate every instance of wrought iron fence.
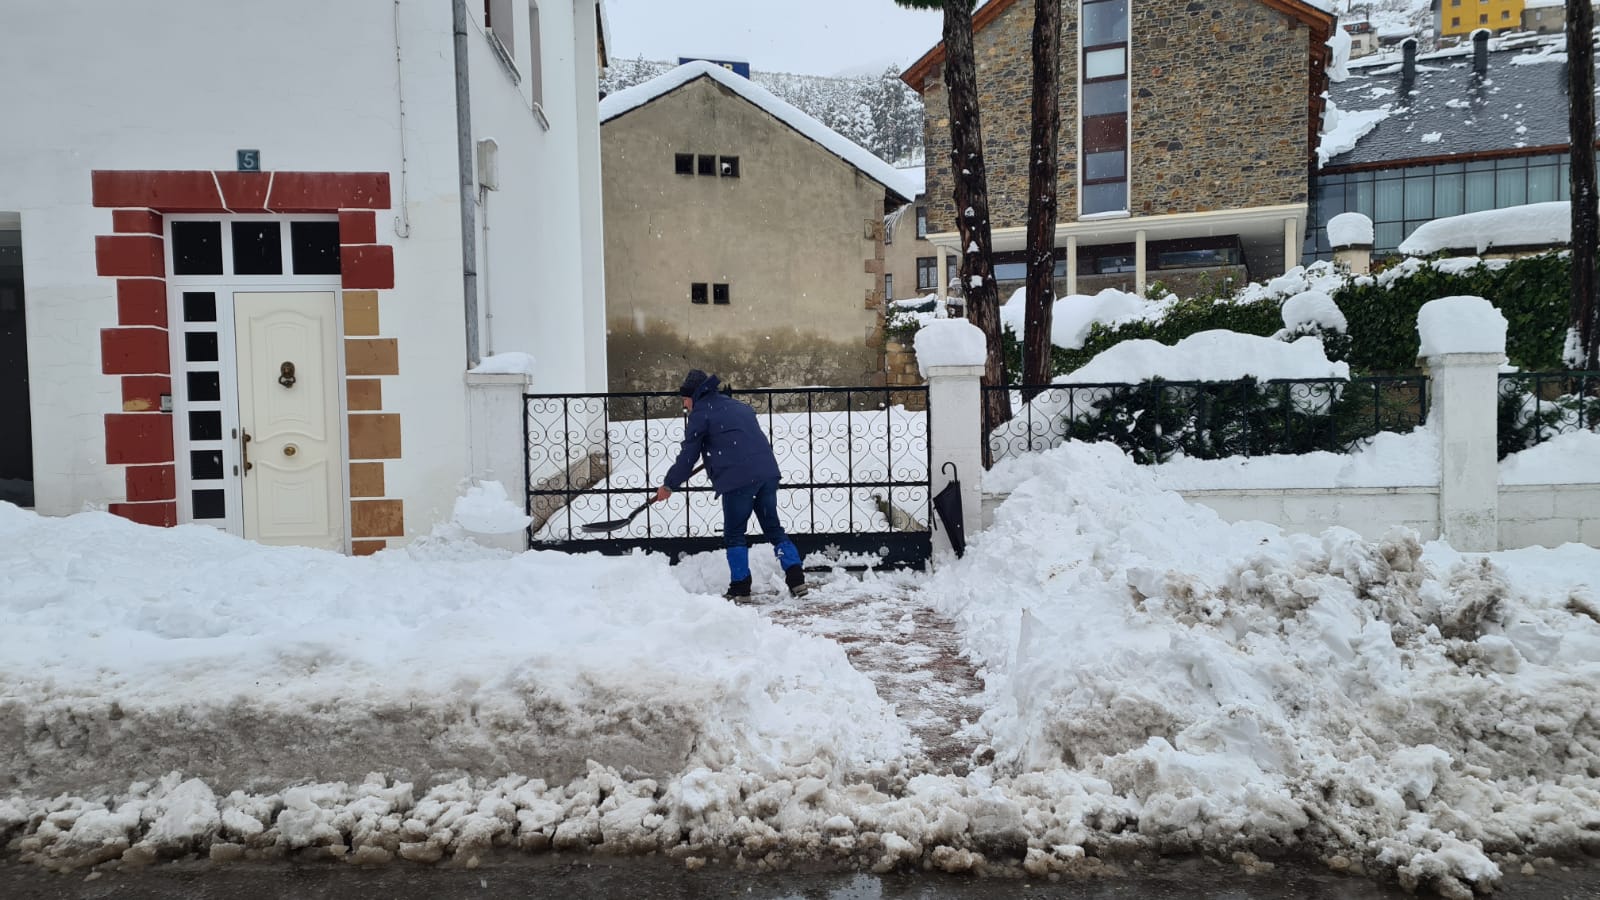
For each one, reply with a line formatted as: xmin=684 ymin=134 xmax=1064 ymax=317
xmin=1497 ymin=371 xmax=1600 ymax=459
xmin=987 ymin=376 xmax=1429 ymax=465
xmin=526 ymin=386 xmax=932 ymax=567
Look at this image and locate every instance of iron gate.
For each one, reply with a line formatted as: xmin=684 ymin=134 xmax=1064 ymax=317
xmin=524 ymin=385 xmax=932 ymax=568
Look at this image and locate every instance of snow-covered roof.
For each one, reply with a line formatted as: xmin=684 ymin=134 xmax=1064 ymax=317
xmin=599 ymin=60 xmax=919 ymax=201
xmin=897 ymin=166 xmax=926 ymax=199
xmin=1524 ymin=0 xmax=1564 ymax=9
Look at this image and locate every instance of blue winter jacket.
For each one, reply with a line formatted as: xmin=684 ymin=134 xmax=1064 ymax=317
xmin=663 ymin=375 xmax=781 ymax=494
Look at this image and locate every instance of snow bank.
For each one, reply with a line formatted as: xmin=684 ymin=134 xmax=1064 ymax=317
xmin=931 ymin=441 xmax=1600 ymax=896
xmin=0 ymin=504 xmax=910 ymax=796
xmin=1501 ymin=430 xmax=1600 ymax=485
xmin=1399 ymin=202 xmax=1569 ymax=256
xmin=451 ymin=480 xmax=532 ymax=534
xmin=1061 ymin=331 xmax=1350 ymax=384
xmin=1417 ymin=296 xmax=1507 ymax=358
xmin=1000 ymin=287 xmax=1155 ymax=351
xmin=1146 ymin=427 xmax=1438 ymax=491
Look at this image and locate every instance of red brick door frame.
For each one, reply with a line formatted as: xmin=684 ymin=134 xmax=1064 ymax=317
xmin=92 ymin=170 xmax=393 ymax=531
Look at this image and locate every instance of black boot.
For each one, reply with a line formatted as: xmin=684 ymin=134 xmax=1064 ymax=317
xmin=723 ymin=576 xmax=752 ymax=600
xmin=785 ymin=565 xmax=809 ymax=597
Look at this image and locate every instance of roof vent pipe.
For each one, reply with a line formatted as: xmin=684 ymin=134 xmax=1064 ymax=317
xmin=1401 ymin=37 xmax=1417 ymax=96
xmin=1472 ymin=29 xmax=1490 ymax=77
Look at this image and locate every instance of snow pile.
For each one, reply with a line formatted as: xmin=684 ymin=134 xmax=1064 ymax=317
xmin=1327 ymin=212 xmax=1374 ymax=248
xmin=1417 ymin=296 xmax=1507 ymax=358
xmin=1326 ymin=22 xmax=1353 ymax=82
xmin=1501 ymin=430 xmax=1600 ymax=485
xmin=0 ymin=504 xmax=911 ymax=797
xmin=1399 ymin=202 xmax=1569 ymax=255
xmin=1000 ymin=287 xmax=1155 ymax=351
xmin=913 ymin=319 xmax=986 ymax=374
xmin=1146 ymin=427 xmax=1438 ymax=491
xmin=451 ymin=480 xmax=532 ymax=534
xmin=932 ymin=440 xmax=1600 ymax=897
xmin=1279 ymin=290 xmax=1348 ymax=336
xmin=468 ymin=352 xmax=537 ymax=376
xmin=1061 ymin=331 xmax=1350 ymax=385
xmin=1233 ymin=261 xmax=1349 ymax=305
xmin=1318 ymin=96 xmax=1392 ymax=166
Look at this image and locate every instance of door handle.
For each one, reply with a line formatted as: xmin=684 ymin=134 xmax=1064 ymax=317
xmin=241 ymin=429 xmax=254 ymax=477
xmin=279 ymin=361 xmax=296 ymax=389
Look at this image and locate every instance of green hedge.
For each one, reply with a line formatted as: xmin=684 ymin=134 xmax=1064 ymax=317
xmin=1000 ymin=253 xmax=1572 ymax=382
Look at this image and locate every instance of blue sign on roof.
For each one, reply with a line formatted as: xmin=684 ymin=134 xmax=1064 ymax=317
xmin=679 ymin=57 xmax=750 ymax=79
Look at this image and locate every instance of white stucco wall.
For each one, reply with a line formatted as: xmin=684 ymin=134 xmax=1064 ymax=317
xmin=0 ymin=0 xmax=605 ymax=538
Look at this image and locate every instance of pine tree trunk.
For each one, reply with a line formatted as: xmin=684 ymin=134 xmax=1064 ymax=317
xmin=1022 ymin=0 xmax=1062 ymax=400
xmin=940 ymin=0 xmax=1011 ymax=462
xmin=1569 ymin=0 xmax=1598 ymax=369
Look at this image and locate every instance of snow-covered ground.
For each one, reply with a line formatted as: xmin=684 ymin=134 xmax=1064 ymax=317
xmin=6 ymin=436 xmax=1600 ymax=896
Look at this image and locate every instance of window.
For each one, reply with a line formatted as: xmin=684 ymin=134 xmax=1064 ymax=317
xmin=712 ymin=283 xmax=730 ymax=305
xmin=1501 ymin=9 xmax=1509 ymax=18
xmin=1451 ymin=16 xmax=1461 ymax=25
xmin=1450 ymin=0 xmax=1459 ymax=5
xmin=916 ymin=257 xmax=937 ymax=291
xmin=884 ymin=273 xmax=894 ymax=300
xmin=0 ymin=218 xmax=31 ymax=507
xmin=484 ymin=0 xmax=518 ymax=80
xmin=690 ymin=283 xmax=708 ymax=304
xmin=915 ymin=206 xmax=928 ymax=238
xmin=1479 ymin=13 xmax=1488 ymax=23
xmin=697 ymin=154 xmax=715 ymax=176
xmin=675 ymin=153 xmax=694 ymax=175
xmin=719 ymin=156 xmax=740 ymax=178
xmin=1081 ymin=0 xmax=1129 ymax=215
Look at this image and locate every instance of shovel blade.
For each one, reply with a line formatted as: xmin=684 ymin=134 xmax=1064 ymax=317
xmin=579 ymin=518 xmax=632 ymax=533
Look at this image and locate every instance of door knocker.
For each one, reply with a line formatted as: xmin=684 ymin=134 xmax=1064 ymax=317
xmin=278 ymin=361 xmax=296 ymax=388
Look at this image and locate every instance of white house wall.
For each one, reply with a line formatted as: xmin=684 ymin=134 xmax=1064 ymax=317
xmin=0 ymin=0 xmax=605 ymax=547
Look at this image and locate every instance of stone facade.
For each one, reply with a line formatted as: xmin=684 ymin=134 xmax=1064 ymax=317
xmin=920 ymin=0 xmax=1314 ymax=236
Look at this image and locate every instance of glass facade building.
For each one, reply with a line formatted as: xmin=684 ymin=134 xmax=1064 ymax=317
xmin=1305 ymin=152 xmax=1571 ymax=261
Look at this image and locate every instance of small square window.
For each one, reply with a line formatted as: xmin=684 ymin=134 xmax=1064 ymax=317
xmin=182 ymin=291 xmax=217 ymax=323
xmin=690 ymin=282 xmax=708 ymax=304
xmin=187 ymin=371 xmax=221 ymax=402
xmin=675 ymin=153 xmax=694 ymax=175
xmin=712 ymin=283 xmax=730 ymax=305
xmin=231 ymin=221 xmax=283 ymax=275
xmin=697 ymin=154 xmax=715 ymax=176
xmin=192 ymin=488 xmax=226 ymax=520
xmin=171 ymin=221 xmax=223 ymax=275
xmin=188 ymin=411 xmax=222 ymax=441
xmin=719 ymin=156 xmax=740 ymax=178
xmin=1500 ymin=9 xmax=1509 ymax=17
xmin=290 ymin=221 xmax=341 ymax=275
xmin=185 ymin=332 xmax=219 ymax=363
xmin=1479 ymin=13 xmax=1487 ymax=22
xmin=190 ymin=449 xmax=225 ymax=480
xmin=1451 ymin=16 xmax=1460 ymax=25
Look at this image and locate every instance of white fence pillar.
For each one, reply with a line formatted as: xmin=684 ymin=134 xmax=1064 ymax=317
xmin=465 ymin=371 xmax=532 ymax=551
xmin=1424 ymin=351 xmax=1504 ymax=551
xmin=926 ymin=364 xmax=984 ymax=564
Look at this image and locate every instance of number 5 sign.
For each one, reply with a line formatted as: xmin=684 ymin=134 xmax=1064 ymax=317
xmin=237 ymin=149 xmax=261 ymax=172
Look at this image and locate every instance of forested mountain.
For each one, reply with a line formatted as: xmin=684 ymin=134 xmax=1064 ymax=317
xmin=601 ymin=57 xmax=925 ymax=167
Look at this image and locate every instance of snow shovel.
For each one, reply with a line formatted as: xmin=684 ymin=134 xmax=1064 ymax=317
xmin=931 ymin=461 xmax=966 ymax=558
xmin=579 ymin=464 xmax=703 ymax=533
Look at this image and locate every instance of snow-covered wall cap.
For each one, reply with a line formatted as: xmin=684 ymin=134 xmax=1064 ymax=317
xmin=1417 ymin=296 xmax=1507 ymax=358
xmin=914 ymin=319 xmax=986 ymax=375
xmin=469 ymin=352 xmax=537 ymax=376
xmin=1399 ymin=201 xmax=1568 ymax=255
xmin=1327 ymin=212 xmax=1374 ymax=248
xmin=599 ymin=60 xmax=920 ymax=201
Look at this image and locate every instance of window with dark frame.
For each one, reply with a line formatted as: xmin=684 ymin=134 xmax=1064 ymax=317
xmin=690 ymin=282 xmax=708 ymax=304
xmin=1081 ymin=0 xmax=1129 ymax=215
xmin=697 ymin=154 xmax=715 ymax=176
xmin=884 ymin=273 xmax=894 ymax=300
xmin=916 ymin=257 xmax=937 ymax=292
xmin=915 ymin=206 xmax=927 ymax=238
xmin=712 ymin=283 xmax=730 ymax=305
xmin=719 ymin=156 xmax=740 ymax=177
xmin=675 ymin=153 xmax=694 ymax=175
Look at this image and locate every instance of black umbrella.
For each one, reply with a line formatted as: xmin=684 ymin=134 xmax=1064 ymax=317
xmin=931 ymin=461 xmax=966 ymax=558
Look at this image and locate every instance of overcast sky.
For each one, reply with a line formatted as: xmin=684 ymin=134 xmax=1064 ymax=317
xmin=603 ymin=0 xmax=947 ymax=78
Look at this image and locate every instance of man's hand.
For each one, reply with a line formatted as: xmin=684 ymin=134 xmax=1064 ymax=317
xmin=653 ymin=486 xmax=672 ymax=503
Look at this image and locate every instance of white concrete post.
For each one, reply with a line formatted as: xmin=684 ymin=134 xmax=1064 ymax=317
xmin=935 ymin=243 xmax=949 ymax=305
xmin=1283 ymin=217 xmax=1300 ymax=271
xmin=1333 ymin=244 xmax=1373 ymax=275
xmin=1423 ymin=351 xmax=1505 ymax=551
xmin=926 ymin=364 xmax=984 ymax=565
xmin=1065 ymin=234 xmax=1078 ymax=296
xmin=1134 ymin=229 xmax=1147 ymax=296
xmin=465 ymin=371 xmax=533 ymax=551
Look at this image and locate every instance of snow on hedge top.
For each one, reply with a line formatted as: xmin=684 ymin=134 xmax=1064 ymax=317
xmin=1281 ymin=290 xmax=1348 ymax=334
xmin=599 ymin=61 xmax=919 ymax=200
xmin=1327 ymin=211 xmax=1374 ymax=247
xmin=1417 ymin=295 xmax=1507 ymax=357
xmin=1062 ymin=330 xmax=1350 ymax=384
xmin=1399 ymin=201 xmax=1568 ymax=255
xmin=1000 ymin=286 xmax=1153 ymax=351
xmin=913 ymin=319 xmax=986 ymax=374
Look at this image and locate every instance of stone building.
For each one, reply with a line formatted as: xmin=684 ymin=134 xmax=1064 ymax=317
xmin=600 ymin=61 xmax=917 ymax=392
xmin=903 ymin=0 xmax=1334 ymax=300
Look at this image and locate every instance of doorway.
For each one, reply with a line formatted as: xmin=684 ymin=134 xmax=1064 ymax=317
xmin=0 ymin=217 xmax=30 ymax=508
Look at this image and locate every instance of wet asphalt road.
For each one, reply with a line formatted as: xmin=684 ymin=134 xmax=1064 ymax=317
xmin=5 ymin=853 xmax=1600 ymax=900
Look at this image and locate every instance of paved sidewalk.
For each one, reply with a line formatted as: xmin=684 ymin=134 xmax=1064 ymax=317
xmin=761 ymin=576 xmax=987 ymax=771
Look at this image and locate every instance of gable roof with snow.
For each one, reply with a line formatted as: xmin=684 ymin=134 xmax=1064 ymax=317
xmin=1323 ymin=40 xmax=1597 ymax=170
xmin=599 ymin=60 xmax=919 ymax=202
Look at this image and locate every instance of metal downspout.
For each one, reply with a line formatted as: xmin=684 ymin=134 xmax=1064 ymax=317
xmin=452 ymin=0 xmax=481 ymax=368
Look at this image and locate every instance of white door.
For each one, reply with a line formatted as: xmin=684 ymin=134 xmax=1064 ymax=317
xmin=233 ymin=291 xmax=344 ymax=549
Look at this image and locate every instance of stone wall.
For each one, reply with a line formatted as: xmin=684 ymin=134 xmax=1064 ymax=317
xmin=921 ymin=0 xmax=1312 ymax=235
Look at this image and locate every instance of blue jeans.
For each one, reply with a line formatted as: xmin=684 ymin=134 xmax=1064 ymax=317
xmin=721 ymin=476 xmax=802 ymax=581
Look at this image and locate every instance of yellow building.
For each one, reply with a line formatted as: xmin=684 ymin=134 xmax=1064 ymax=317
xmin=1437 ymin=0 xmax=1524 ymax=39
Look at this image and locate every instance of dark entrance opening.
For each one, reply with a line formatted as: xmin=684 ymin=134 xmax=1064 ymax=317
xmin=0 ymin=218 xmax=32 ymax=507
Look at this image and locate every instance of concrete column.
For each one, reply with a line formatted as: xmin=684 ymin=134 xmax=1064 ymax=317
xmin=1134 ymin=230 xmax=1147 ymax=295
xmin=1333 ymin=244 xmax=1373 ymax=275
xmin=926 ymin=364 xmax=984 ymax=565
xmin=465 ymin=371 xmax=533 ymax=551
xmin=935 ymin=243 xmax=949 ymax=304
xmin=1423 ymin=351 xmax=1506 ymax=551
xmin=1065 ymin=234 xmax=1078 ymax=296
xmin=1284 ymin=217 xmax=1300 ymax=272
